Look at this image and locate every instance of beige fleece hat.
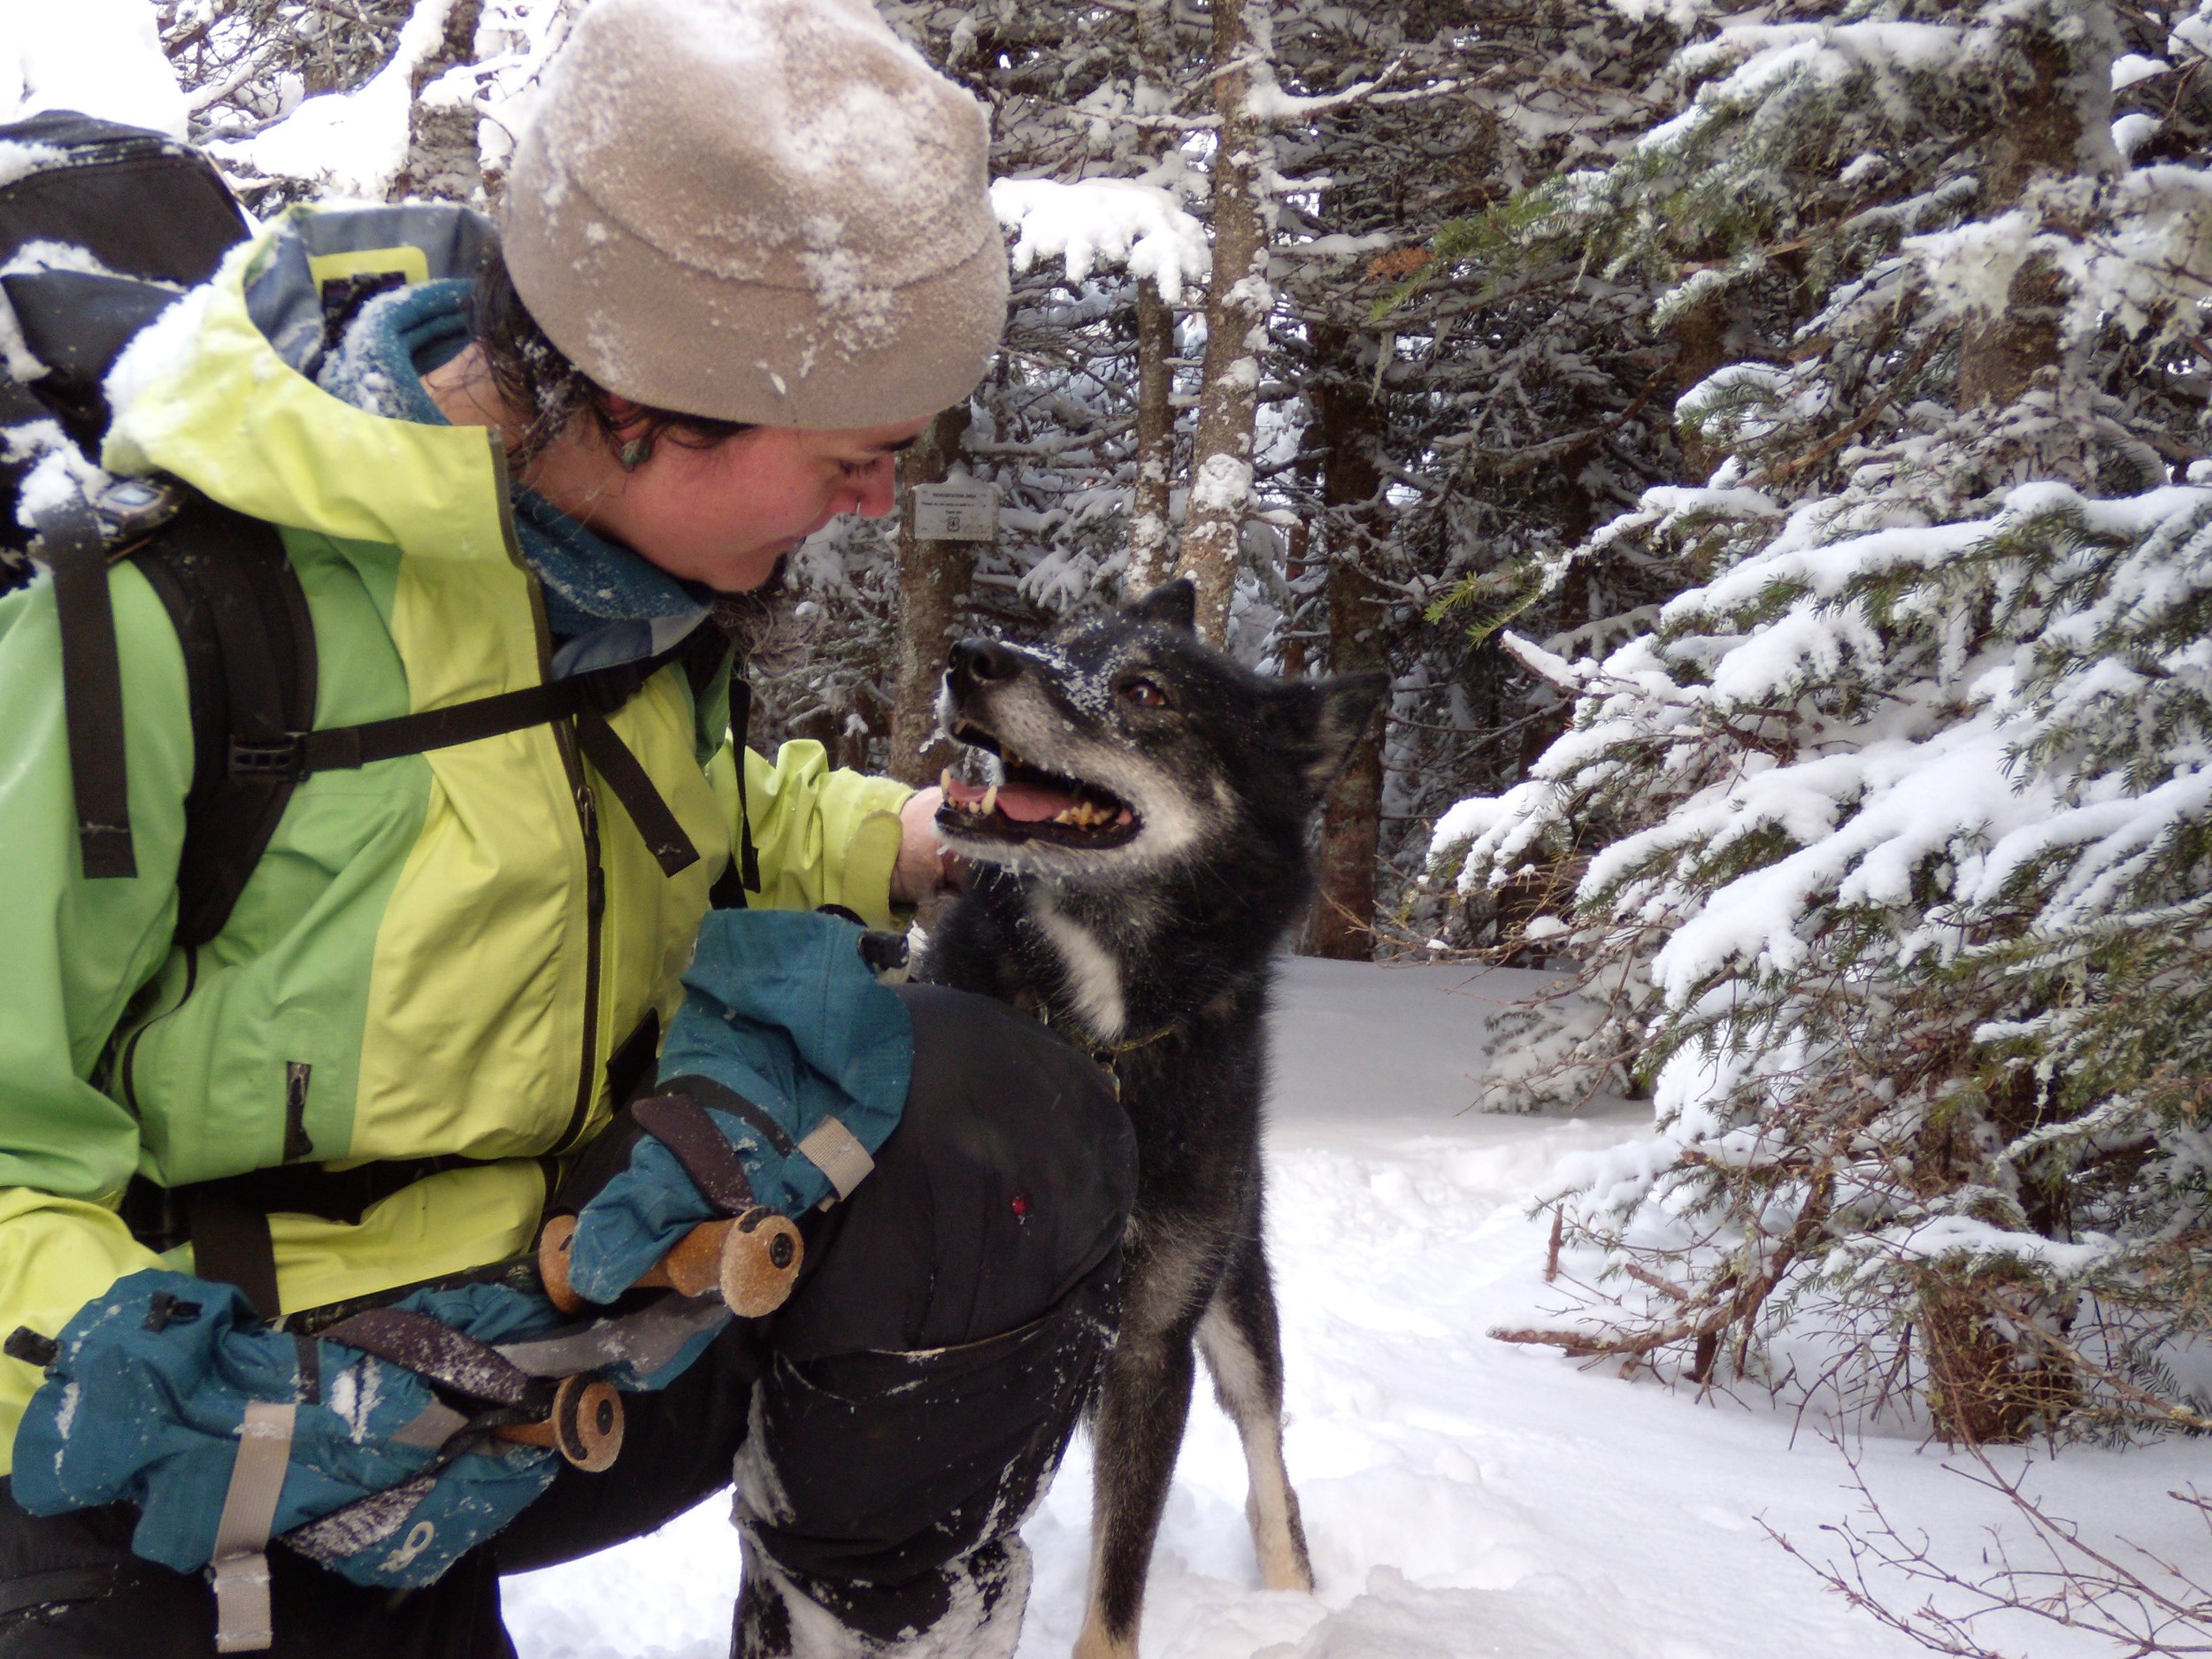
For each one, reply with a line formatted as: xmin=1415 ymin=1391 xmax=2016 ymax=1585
xmin=501 ymin=0 xmax=1008 ymax=429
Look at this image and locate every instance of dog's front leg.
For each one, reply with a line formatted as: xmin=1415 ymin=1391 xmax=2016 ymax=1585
xmin=1195 ymin=1228 xmax=1314 ymax=1594
xmin=1074 ymin=1298 xmax=1202 ymax=1659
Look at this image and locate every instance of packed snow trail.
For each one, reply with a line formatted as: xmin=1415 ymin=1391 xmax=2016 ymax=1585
xmin=505 ymin=960 xmax=2212 ymax=1658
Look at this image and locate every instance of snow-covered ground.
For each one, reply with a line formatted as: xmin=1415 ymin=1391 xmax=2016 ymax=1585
xmin=505 ymin=960 xmax=2212 ymax=1658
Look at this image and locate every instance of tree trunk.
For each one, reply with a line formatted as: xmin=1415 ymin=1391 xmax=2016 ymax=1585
xmin=1917 ymin=1 xmax=2119 ymax=1441
xmin=887 ymin=408 xmax=974 ymax=788
xmin=1125 ymin=0 xmax=1179 ymax=599
xmin=1177 ymin=0 xmax=1269 ymax=645
xmin=1670 ymin=294 xmax=1732 ymax=480
xmin=395 ymin=0 xmax=484 ymax=202
xmin=1303 ymin=326 xmax=1390 ymax=960
xmin=1278 ymin=518 xmax=1310 ymax=680
xmin=1956 ymin=2 xmax=2118 ymax=409
xmin=1918 ymin=1265 xmax=2078 ymax=1445
xmin=1126 ymin=275 xmax=1178 ymax=595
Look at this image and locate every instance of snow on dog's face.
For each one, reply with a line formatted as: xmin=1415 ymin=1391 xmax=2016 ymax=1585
xmin=933 ymin=580 xmax=1386 ymax=880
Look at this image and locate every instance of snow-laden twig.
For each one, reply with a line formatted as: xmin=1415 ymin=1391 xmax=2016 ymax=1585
xmin=991 ymin=177 xmax=1212 ymax=304
xmin=1768 ymin=1440 xmax=2212 ymax=1657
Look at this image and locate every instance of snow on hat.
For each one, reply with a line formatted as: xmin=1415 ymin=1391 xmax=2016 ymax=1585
xmin=500 ymin=0 xmax=1008 ymax=429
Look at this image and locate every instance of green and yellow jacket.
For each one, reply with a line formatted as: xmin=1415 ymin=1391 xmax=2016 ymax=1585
xmin=0 ymin=207 xmax=912 ymax=1473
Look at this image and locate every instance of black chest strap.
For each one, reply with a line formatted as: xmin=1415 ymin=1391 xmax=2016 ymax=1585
xmin=42 ymin=485 xmax=722 ymax=919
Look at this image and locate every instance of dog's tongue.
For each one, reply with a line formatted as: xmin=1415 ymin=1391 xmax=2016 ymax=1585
xmin=941 ymin=772 xmax=1080 ymax=823
xmin=994 ymin=780 xmax=1078 ymax=822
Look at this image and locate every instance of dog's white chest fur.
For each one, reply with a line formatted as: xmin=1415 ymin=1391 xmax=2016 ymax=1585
xmin=1031 ymin=888 xmax=1127 ymax=1044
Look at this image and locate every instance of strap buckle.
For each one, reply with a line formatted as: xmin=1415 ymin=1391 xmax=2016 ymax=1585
xmin=90 ymin=476 xmax=185 ymax=549
xmin=227 ymin=736 xmax=305 ymax=780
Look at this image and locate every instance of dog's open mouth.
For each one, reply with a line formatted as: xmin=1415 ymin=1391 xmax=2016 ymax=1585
xmin=937 ymin=722 xmax=1141 ymax=849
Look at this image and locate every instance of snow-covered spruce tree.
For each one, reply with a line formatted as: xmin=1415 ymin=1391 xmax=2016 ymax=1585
xmin=1432 ymin=0 xmax=2212 ymax=1440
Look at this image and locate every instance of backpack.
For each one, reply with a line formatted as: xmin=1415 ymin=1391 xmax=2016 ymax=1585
xmin=0 ymin=113 xmax=760 ymax=1315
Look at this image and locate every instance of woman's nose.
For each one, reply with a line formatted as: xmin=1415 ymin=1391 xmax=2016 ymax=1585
xmin=855 ymin=460 xmax=897 ymax=518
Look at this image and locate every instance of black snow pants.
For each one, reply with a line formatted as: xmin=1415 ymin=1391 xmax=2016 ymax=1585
xmin=0 ymin=987 xmax=1135 ymax=1659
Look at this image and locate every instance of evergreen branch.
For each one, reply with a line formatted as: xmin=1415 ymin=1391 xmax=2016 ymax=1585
xmin=1749 ymin=325 xmax=1956 ymax=488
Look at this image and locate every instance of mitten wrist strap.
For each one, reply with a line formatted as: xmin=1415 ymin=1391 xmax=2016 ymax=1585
xmin=632 ymin=1090 xmax=761 ymax=1214
xmin=208 ymin=1400 xmax=296 ymax=1653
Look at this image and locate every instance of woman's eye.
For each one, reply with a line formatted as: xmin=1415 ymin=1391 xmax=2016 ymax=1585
xmin=1120 ymin=679 xmax=1168 ymax=708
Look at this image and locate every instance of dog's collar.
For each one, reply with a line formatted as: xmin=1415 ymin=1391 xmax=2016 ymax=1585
xmin=1094 ymin=1022 xmax=1179 ymax=1063
xmin=1026 ymin=997 xmax=1183 ymax=1075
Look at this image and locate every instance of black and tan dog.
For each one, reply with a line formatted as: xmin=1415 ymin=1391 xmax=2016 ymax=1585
xmin=916 ymin=580 xmax=1386 ymax=1659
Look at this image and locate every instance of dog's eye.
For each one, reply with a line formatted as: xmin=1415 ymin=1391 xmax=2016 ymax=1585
xmin=1119 ymin=678 xmax=1169 ymax=708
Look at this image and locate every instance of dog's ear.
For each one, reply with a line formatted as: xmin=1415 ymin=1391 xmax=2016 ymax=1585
xmin=1267 ymin=672 xmax=1389 ymax=799
xmin=1125 ymin=579 xmax=1197 ymax=633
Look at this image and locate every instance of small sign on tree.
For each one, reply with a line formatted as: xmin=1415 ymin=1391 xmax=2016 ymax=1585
xmin=910 ymin=481 xmax=999 ymax=541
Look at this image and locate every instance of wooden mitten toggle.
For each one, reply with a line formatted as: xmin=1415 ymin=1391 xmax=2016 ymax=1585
xmin=536 ymin=1209 xmax=803 ymax=1318
xmin=318 ymin=1305 xmax=627 ymax=1473
xmin=495 ymin=1374 xmax=624 ymax=1471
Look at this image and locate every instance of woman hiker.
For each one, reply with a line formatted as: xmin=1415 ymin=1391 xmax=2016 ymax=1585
xmin=0 ymin=0 xmax=1133 ymax=1653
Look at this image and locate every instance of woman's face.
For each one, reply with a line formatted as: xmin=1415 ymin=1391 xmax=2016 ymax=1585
xmin=425 ymin=341 xmax=933 ymax=592
xmin=568 ymin=418 xmax=930 ymax=591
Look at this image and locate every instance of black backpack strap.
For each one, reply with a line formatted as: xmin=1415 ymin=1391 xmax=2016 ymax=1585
xmin=133 ymin=498 xmax=316 ymax=948
xmin=53 ymin=472 xmax=707 ymax=926
xmin=272 ymin=680 xmax=585 ymax=772
xmin=261 ymin=638 xmax=704 ymax=880
xmin=572 ymin=704 xmax=699 ymax=877
xmin=31 ymin=487 xmax=136 ymax=879
xmin=181 ymin=1185 xmax=281 ymax=1319
xmin=257 ymin=635 xmax=686 ymax=770
xmin=132 ymin=510 xmax=704 ymax=938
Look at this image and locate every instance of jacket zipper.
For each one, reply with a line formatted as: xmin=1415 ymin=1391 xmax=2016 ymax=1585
xmin=488 ymin=436 xmax=606 ymax=1161
xmin=554 ymin=747 xmax=606 ymax=1156
xmin=282 ymin=1060 xmax=316 ymax=1161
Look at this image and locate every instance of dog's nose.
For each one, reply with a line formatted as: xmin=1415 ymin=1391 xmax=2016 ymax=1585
xmin=948 ymin=638 xmax=1024 ymax=687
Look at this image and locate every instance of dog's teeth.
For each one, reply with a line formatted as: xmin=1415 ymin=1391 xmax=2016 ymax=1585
xmin=981 ymin=784 xmax=999 ymax=817
xmin=940 ymin=767 xmax=956 ymax=794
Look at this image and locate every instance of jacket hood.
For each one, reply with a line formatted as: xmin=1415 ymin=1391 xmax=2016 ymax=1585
xmin=102 ymin=203 xmax=514 ymax=571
